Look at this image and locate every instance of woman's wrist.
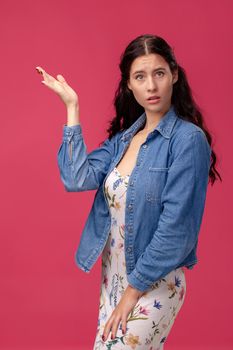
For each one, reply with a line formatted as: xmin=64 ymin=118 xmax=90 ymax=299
xmin=127 ymin=284 xmax=145 ymax=298
xmin=66 ymin=104 xmax=80 ymax=126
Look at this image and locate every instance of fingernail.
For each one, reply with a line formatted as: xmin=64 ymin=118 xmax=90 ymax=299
xmin=102 ymin=335 xmax=105 ymax=341
xmin=122 ymin=329 xmax=125 ymax=334
xmin=111 ymin=334 xmax=114 ymax=339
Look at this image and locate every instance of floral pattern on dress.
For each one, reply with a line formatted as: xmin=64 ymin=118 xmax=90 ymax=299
xmin=93 ymin=167 xmax=186 ymax=349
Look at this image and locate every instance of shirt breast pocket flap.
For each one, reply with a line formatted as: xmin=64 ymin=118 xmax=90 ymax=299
xmin=145 ymin=167 xmax=169 ymax=204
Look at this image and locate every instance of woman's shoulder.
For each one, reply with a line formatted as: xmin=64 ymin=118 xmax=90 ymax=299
xmin=174 ymin=117 xmax=205 ymax=137
xmin=170 ymin=117 xmax=211 ymax=157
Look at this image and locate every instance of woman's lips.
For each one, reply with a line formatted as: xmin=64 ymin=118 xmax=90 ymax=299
xmin=147 ymin=97 xmax=160 ymax=104
xmin=147 ymin=95 xmax=160 ymax=99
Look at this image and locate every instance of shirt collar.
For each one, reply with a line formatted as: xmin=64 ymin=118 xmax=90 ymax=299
xmin=121 ymin=104 xmax=178 ymax=141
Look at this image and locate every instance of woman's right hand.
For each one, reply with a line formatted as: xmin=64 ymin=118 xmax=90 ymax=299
xmin=35 ymin=66 xmax=79 ymax=109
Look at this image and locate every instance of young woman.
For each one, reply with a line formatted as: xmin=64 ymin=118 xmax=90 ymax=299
xmin=36 ymin=34 xmax=221 ymax=350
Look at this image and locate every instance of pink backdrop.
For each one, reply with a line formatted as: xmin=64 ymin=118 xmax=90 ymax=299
xmin=0 ymin=0 xmax=232 ymax=349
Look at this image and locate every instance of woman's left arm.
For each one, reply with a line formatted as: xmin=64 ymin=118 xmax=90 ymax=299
xmin=127 ymin=129 xmax=212 ymax=292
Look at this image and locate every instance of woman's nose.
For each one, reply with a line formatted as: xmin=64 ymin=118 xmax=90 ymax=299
xmin=146 ymin=77 xmax=157 ymax=90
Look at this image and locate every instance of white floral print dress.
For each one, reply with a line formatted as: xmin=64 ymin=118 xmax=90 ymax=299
xmin=93 ymin=167 xmax=186 ymax=350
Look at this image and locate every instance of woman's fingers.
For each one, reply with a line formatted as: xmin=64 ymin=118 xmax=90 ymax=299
xmin=56 ymin=74 xmax=67 ymax=84
xmin=36 ymin=66 xmax=43 ymax=75
xmin=36 ymin=66 xmax=56 ymax=85
xmin=121 ymin=317 xmax=127 ymax=335
xmin=110 ymin=315 xmax=122 ymax=339
xmin=36 ymin=66 xmax=48 ymax=80
xmin=102 ymin=315 xmax=114 ymax=341
xmin=36 ymin=67 xmax=66 ymax=85
xmin=36 ymin=66 xmax=63 ymax=92
xmin=102 ymin=312 xmax=126 ymax=341
xmin=36 ymin=65 xmax=78 ymax=107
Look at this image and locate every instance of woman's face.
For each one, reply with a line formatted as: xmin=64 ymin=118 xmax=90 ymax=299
xmin=127 ymin=53 xmax=178 ymax=117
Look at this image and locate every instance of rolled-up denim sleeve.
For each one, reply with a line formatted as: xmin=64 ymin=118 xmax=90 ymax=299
xmin=57 ymin=124 xmax=118 ymax=192
xmin=127 ymin=130 xmax=212 ymax=292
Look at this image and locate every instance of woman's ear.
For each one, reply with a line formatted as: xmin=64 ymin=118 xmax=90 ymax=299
xmin=127 ymin=80 xmax=132 ymax=91
xmin=172 ymin=69 xmax=178 ymax=84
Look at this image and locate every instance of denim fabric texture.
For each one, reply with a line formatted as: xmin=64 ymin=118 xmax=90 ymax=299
xmin=57 ymin=104 xmax=211 ymax=292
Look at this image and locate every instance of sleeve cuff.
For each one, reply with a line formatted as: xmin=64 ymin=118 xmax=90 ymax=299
xmin=62 ymin=123 xmax=83 ymax=142
xmin=127 ymin=269 xmax=154 ymax=292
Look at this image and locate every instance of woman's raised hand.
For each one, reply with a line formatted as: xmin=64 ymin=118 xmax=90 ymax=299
xmin=36 ymin=66 xmax=79 ymax=109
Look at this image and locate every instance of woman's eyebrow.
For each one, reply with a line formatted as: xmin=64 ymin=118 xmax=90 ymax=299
xmin=133 ymin=67 xmax=166 ymax=75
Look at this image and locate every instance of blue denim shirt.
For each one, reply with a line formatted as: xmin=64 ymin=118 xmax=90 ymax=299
xmin=57 ymin=104 xmax=211 ymax=292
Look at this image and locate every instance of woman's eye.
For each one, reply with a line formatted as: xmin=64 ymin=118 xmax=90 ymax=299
xmin=156 ymin=71 xmax=164 ymax=77
xmin=135 ymin=71 xmax=164 ymax=80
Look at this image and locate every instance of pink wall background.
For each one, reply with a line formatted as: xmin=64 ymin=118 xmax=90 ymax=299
xmin=0 ymin=0 xmax=232 ymax=349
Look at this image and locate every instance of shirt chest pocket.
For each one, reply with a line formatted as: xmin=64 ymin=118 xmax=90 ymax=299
xmin=145 ymin=167 xmax=169 ymax=204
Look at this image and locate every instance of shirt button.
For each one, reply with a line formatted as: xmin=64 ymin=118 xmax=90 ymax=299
xmin=127 ymin=247 xmax=132 ymax=253
xmin=127 ymin=225 xmax=133 ymax=232
xmin=128 ymin=204 xmax=133 ymax=210
xmin=143 ymin=144 xmax=147 ymax=148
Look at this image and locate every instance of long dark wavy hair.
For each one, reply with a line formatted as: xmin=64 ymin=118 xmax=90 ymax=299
xmin=102 ymin=34 xmax=221 ymax=185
